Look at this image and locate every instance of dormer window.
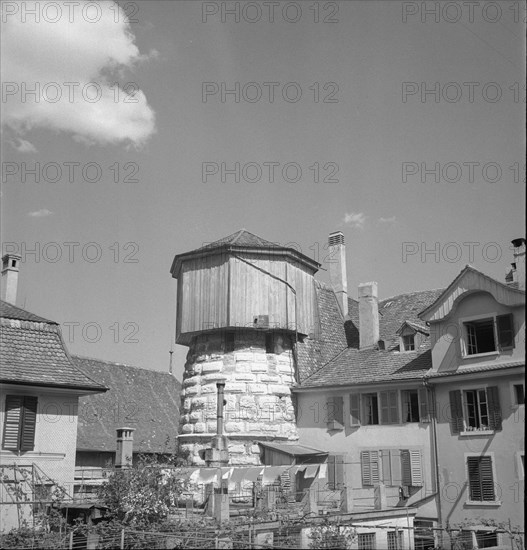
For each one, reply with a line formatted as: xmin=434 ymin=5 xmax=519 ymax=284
xmin=461 ymin=313 xmax=515 ymax=357
xmin=402 ymin=334 xmax=415 ymax=351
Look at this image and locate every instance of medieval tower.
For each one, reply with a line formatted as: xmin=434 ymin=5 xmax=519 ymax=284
xmin=170 ymin=229 xmax=321 ymax=465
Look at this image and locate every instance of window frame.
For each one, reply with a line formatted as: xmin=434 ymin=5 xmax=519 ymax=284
xmin=459 ymin=312 xmax=515 ymax=358
xmin=402 ymin=333 xmax=415 ymax=352
xmin=362 ymin=393 xmax=380 ymax=425
xmin=358 ymin=532 xmax=377 ymax=550
xmin=465 ymin=453 xmax=501 ymax=506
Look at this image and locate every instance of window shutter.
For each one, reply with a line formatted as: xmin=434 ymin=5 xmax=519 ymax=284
xmin=418 ymin=387 xmax=430 ymax=422
xmin=409 ymin=449 xmax=423 ymax=486
xmin=326 ymin=396 xmax=343 ymax=430
xmin=361 ymin=451 xmax=379 ymax=486
xmin=349 ymin=394 xmax=361 ymax=426
xmin=328 ymin=455 xmax=336 ymax=489
xmin=381 ymin=450 xmax=392 ymax=486
xmin=496 ymin=314 xmax=514 ymax=350
xmin=390 ymin=450 xmax=403 ymax=486
xmin=486 ymin=386 xmax=502 ymax=431
xmin=401 ymin=450 xmax=412 ymax=486
xmin=20 ymin=396 xmax=38 ymax=452
xmin=468 ymin=456 xmax=495 ymax=502
xmin=2 ymin=396 xmax=23 ymax=450
xmin=449 ymin=390 xmax=464 ymax=433
xmin=380 ymin=391 xmax=398 ymax=424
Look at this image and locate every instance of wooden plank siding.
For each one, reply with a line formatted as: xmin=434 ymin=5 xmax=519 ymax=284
xmin=176 ymin=252 xmax=317 ymax=343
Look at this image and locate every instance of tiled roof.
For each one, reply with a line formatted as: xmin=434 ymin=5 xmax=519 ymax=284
xmin=296 ymin=286 xmax=442 ymax=388
xmin=427 ymin=361 xmax=524 ymax=378
xmin=0 ymin=307 xmax=106 ymax=391
xmin=74 ymin=356 xmax=181 ymax=453
xmin=298 ymin=348 xmax=432 ymax=388
xmin=0 ymin=300 xmax=55 ymax=324
xmin=378 ymin=289 xmax=444 ymax=349
xmin=200 ymin=229 xmax=283 ymax=250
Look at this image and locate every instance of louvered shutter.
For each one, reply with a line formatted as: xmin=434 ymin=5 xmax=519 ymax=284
xmin=349 ymin=394 xmax=361 ymax=426
xmin=361 ymin=451 xmax=379 ymax=486
xmin=449 ymin=390 xmax=464 ymax=433
xmin=327 ymin=454 xmax=345 ymax=490
xmin=468 ymin=456 xmax=495 ymax=502
xmin=20 ymin=396 xmax=38 ymax=451
xmin=496 ymin=314 xmax=514 ymax=350
xmin=418 ymin=388 xmax=430 ymax=422
xmin=409 ymin=449 xmax=423 ymax=486
xmin=486 ymin=387 xmax=502 ymax=431
xmin=380 ymin=392 xmax=390 ymax=424
xmin=2 ymin=396 xmax=23 ymax=450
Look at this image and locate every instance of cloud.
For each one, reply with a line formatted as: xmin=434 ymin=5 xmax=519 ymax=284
xmin=1 ymin=1 xmax=155 ymax=148
xmin=9 ymin=138 xmax=38 ymax=153
xmin=379 ymin=216 xmax=396 ymax=224
xmin=343 ymin=212 xmax=366 ymax=229
xmin=28 ymin=209 xmax=53 ymax=217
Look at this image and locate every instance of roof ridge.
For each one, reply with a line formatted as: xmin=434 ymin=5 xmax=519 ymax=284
xmin=72 ymin=354 xmax=170 ymax=375
xmin=379 ymin=287 xmax=445 ymax=304
xmin=0 ymin=299 xmax=56 ymax=324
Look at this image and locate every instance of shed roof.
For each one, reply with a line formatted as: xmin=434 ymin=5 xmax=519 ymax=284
xmin=258 ymin=442 xmax=328 ymax=457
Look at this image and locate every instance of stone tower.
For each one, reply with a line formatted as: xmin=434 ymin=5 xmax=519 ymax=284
xmin=170 ymin=229 xmax=320 ymax=465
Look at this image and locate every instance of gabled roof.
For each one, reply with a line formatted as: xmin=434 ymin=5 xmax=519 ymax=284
xmin=74 ymin=356 xmax=181 ymax=454
xmin=419 ymin=265 xmax=525 ymax=322
xmin=396 ymin=320 xmax=430 ymax=336
xmin=170 ymin=229 xmax=320 ymax=278
xmin=0 ymin=300 xmax=107 ymax=392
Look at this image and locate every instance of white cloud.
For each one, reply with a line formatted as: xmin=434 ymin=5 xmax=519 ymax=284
xmin=9 ymin=138 xmax=38 ymax=153
xmin=343 ymin=212 xmax=366 ymax=229
xmin=1 ymin=1 xmax=156 ymax=147
xmin=28 ymin=209 xmax=53 ymax=217
xmin=379 ymin=216 xmax=396 ymax=224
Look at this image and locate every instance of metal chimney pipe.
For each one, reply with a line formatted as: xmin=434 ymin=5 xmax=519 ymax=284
xmin=216 ymin=381 xmax=225 ymax=436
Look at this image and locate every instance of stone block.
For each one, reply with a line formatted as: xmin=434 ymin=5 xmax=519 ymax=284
xmin=239 ymin=395 xmax=256 ymax=408
xmin=251 ymin=444 xmax=261 ymax=454
xmin=229 ymin=454 xmax=261 ymax=466
xmin=225 ymin=422 xmax=243 ymax=433
xmin=181 ymin=424 xmax=193 ymax=434
xmin=189 ymin=411 xmax=203 ymax=423
xmin=229 ymin=444 xmax=247 ymax=454
xmin=191 ymin=396 xmax=210 ymax=410
xmin=251 ymin=363 xmax=269 ymax=374
xmin=248 ymin=383 xmax=267 ymax=394
xmin=200 ymin=384 xmax=216 ymax=394
xmin=183 ymin=375 xmax=201 ymax=387
xmin=184 ymin=385 xmax=200 ymax=396
xmin=202 ymin=361 xmax=224 ymax=373
xmin=194 ymin=422 xmax=206 ymax=433
xmin=258 ymin=374 xmax=280 ymax=383
xmin=234 ymin=372 xmax=256 ymax=382
xmin=225 ymin=382 xmax=246 ymax=393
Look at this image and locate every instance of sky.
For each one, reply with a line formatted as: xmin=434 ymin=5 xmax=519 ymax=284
xmin=1 ymin=1 xmax=525 ymax=380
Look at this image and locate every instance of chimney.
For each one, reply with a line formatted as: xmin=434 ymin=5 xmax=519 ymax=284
xmin=115 ymin=427 xmax=135 ymax=469
xmin=359 ymin=282 xmax=380 ymax=349
xmin=328 ymin=231 xmax=348 ymax=318
xmin=511 ymin=238 xmax=526 ymax=291
xmin=1 ymin=254 xmax=21 ymax=304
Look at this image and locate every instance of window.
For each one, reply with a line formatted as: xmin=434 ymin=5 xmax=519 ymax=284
xmin=467 ymin=456 xmax=496 ymax=502
xmin=402 ymin=390 xmax=420 ymax=422
xmin=363 ymin=393 xmax=379 ymax=425
xmin=361 ymin=451 xmax=380 ymax=486
xmin=514 ymin=384 xmax=525 ymax=405
xmin=402 ymin=334 xmax=415 ymax=351
xmin=358 ymin=533 xmax=376 ymax=550
xmin=449 ymin=387 xmax=501 ymax=433
xmin=475 ymin=531 xmax=498 ymax=548
xmin=464 ymin=390 xmax=489 ymax=430
xmin=462 ymin=314 xmax=515 ymax=356
xmin=388 ymin=530 xmax=404 ymax=550
xmin=2 ymin=396 xmax=38 ymax=452
xmin=265 ymin=333 xmax=274 ymax=353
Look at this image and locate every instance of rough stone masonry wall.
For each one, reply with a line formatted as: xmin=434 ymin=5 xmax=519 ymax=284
xmin=179 ymin=331 xmax=298 ymax=465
